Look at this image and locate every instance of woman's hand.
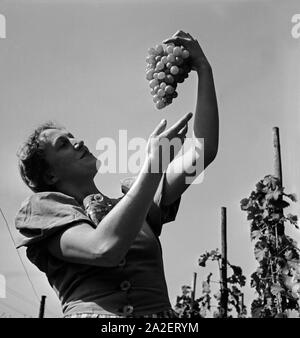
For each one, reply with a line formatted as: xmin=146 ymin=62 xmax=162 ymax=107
xmin=145 ymin=112 xmax=193 ymax=173
xmin=163 ymin=30 xmax=211 ymax=71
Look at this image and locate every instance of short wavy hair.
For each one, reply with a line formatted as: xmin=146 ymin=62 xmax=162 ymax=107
xmin=17 ymin=121 xmax=64 ymax=193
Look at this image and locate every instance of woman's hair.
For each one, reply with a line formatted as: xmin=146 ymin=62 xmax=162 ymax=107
xmin=17 ymin=121 xmax=64 ymax=193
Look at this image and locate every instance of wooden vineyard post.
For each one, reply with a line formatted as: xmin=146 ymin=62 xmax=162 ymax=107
xmin=272 ymin=127 xmax=284 ymax=312
xmin=241 ymin=293 xmax=245 ymax=317
xmin=273 ymin=127 xmax=283 ymax=186
xmin=191 ymin=272 xmax=197 ymax=305
xmin=272 ymin=127 xmax=284 ymax=234
xmin=38 ymin=295 xmax=46 ymax=318
xmin=220 ymin=207 xmax=228 ymax=318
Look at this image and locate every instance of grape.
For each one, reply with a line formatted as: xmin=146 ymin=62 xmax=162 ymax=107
xmin=146 ymin=55 xmax=156 ymax=64
xmin=153 ymin=95 xmax=160 ymax=103
xmin=150 ymin=89 xmax=156 ymax=95
xmin=177 ymin=76 xmax=184 ymax=83
xmin=178 ymin=68 xmax=184 ymax=75
xmin=154 ymin=85 xmax=160 ymax=93
xmin=166 ymin=62 xmax=172 ymax=69
xmin=175 ymin=56 xmax=183 ymax=66
xmin=157 ymin=88 xmax=165 ymax=97
xmin=153 ymin=72 xmax=158 ymax=80
xmin=156 ymin=100 xmax=166 ymax=109
xmin=156 ymin=62 xmax=164 ymax=71
xmin=165 ymin=96 xmax=173 ymax=104
xmin=165 ymin=74 xmax=174 ymax=84
xmin=173 ymin=91 xmax=178 ymax=98
xmin=160 ymin=82 xmax=166 ymax=89
xmin=146 ymin=69 xmax=155 ymax=80
xmin=148 ymin=47 xmax=158 ymax=56
xmin=157 ymin=72 xmax=165 ymax=80
xmin=155 ymin=55 xmax=161 ymax=62
xmin=170 ymin=66 xmax=179 ymax=75
xmin=161 ymin=56 xmax=168 ymax=64
xmin=167 ymin=54 xmax=175 ymax=63
xmin=165 ymin=85 xmax=174 ymax=94
xmin=173 ymin=46 xmax=182 ymax=56
xmin=149 ymin=79 xmax=159 ymax=88
xmin=182 ymin=49 xmax=190 ymax=59
xmin=146 ymin=62 xmax=154 ymax=69
xmin=156 ymin=44 xmax=164 ymax=54
xmin=166 ymin=45 xmax=174 ymax=54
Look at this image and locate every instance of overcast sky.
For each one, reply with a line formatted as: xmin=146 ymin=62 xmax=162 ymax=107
xmin=0 ymin=0 xmax=300 ymax=317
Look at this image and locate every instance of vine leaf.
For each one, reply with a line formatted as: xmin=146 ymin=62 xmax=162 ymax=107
xmin=230 ymin=265 xmax=242 ymax=277
xmin=269 ymin=199 xmax=290 ymax=209
xmin=286 ymin=193 xmax=297 ymax=202
xmin=251 ymin=304 xmax=264 ymax=318
xmin=284 ymin=250 xmax=294 ymax=260
xmin=198 ymin=254 xmax=208 ymax=267
xmin=270 ymin=283 xmax=284 ymax=296
xmin=251 ymin=230 xmax=261 ymax=241
xmin=182 ymin=285 xmax=191 ymax=296
xmin=254 ymin=245 xmax=267 ymax=263
xmin=286 ymin=213 xmax=298 ymax=229
xmin=240 ymin=198 xmax=250 ymax=210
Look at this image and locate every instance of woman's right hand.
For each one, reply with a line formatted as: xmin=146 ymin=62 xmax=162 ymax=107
xmin=145 ymin=112 xmax=193 ymax=173
xmin=163 ymin=30 xmax=211 ymax=72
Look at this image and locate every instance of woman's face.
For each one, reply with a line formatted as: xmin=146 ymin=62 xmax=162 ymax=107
xmin=40 ymin=128 xmax=98 ymax=187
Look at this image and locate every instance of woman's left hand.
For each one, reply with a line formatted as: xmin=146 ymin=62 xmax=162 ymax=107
xmin=163 ymin=30 xmax=211 ymax=71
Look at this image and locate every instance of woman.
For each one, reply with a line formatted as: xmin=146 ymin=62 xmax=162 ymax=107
xmin=15 ymin=31 xmax=219 ymax=318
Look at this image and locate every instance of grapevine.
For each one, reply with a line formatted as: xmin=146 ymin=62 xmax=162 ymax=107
xmin=175 ymin=249 xmax=247 ymax=318
xmin=240 ymin=175 xmax=300 ymax=318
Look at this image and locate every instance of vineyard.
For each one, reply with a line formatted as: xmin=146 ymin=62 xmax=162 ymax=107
xmin=174 ymin=128 xmax=300 ymax=318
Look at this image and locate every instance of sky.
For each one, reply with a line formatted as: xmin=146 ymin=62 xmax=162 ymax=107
xmin=0 ymin=0 xmax=300 ymax=317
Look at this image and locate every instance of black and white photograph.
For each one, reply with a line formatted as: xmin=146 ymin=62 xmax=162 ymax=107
xmin=0 ymin=0 xmax=300 ymax=328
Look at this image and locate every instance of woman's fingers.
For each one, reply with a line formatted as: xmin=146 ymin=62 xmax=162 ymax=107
xmin=173 ymin=30 xmax=189 ymax=38
xmin=163 ymin=30 xmax=193 ymax=44
xmin=177 ymin=124 xmax=188 ymax=145
xmin=178 ymin=123 xmax=188 ymax=137
xmin=152 ymin=112 xmax=192 ymax=139
xmin=152 ymin=119 xmax=167 ymax=136
xmin=169 ymin=122 xmax=188 ymax=163
xmin=165 ymin=112 xmax=192 ymax=138
xmin=172 ymin=30 xmax=191 ymax=39
xmin=186 ymin=32 xmax=194 ymax=40
xmin=146 ymin=113 xmax=192 ymax=172
xmin=163 ymin=36 xmax=188 ymax=46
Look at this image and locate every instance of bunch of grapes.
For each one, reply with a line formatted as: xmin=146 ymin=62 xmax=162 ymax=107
xmin=146 ymin=44 xmax=191 ymax=110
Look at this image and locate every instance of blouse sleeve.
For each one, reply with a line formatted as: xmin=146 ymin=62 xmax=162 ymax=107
xmin=120 ymin=171 xmax=181 ymax=237
xmin=14 ymin=191 xmax=95 ymax=249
